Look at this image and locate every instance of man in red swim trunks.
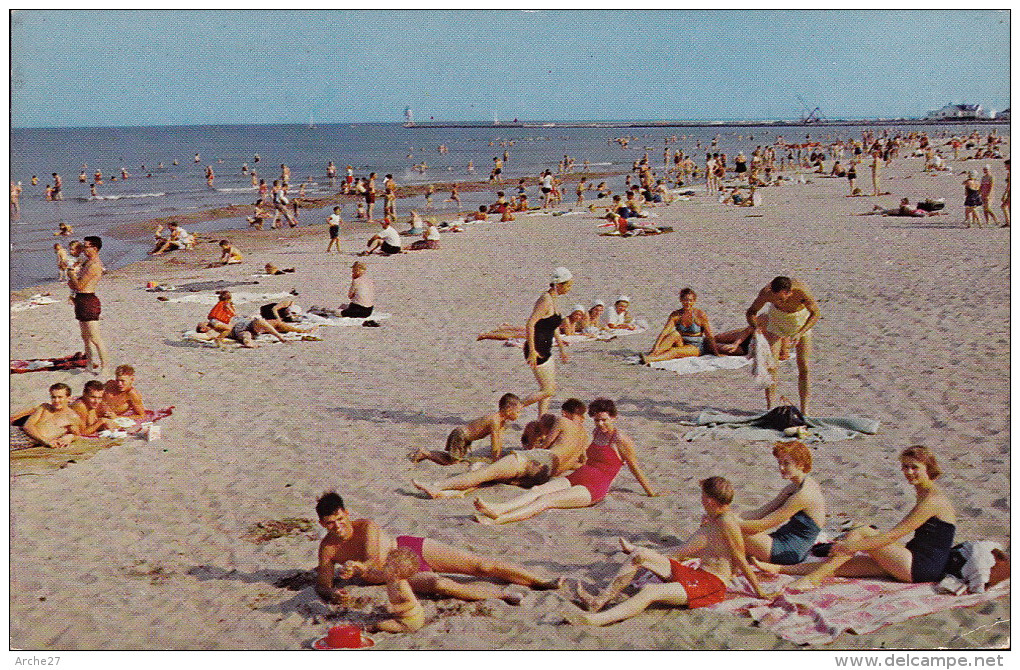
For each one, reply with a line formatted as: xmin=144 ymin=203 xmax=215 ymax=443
xmin=68 ymin=235 xmax=109 ymax=374
xmin=562 ymin=476 xmax=771 ymax=626
xmin=315 ymin=491 xmax=560 ymax=606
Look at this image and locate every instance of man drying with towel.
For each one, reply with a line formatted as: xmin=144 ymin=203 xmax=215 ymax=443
xmin=745 ymin=276 xmax=821 ymax=415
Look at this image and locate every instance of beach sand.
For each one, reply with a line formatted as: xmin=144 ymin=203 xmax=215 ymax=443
xmin=9 ymin=152 xmax=1010 ymax=650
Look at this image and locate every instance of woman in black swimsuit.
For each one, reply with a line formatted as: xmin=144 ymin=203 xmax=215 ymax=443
xmin=963 ymin=171 xmax=983 ymax=228
xmin=754 ymin=446 xmax=956 ymax=590
xmin=524 ymin=267 xmax=573 ymax=418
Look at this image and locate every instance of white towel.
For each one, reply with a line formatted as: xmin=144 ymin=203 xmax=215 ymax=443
xmin=626 ymin=354 xmax=753 ymax=375
xmin=299 ymin=312 xmax=391 ymax=326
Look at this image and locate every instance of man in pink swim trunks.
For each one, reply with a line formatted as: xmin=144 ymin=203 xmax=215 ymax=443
xmin=315 ymin=491 xmax=560 ymax=605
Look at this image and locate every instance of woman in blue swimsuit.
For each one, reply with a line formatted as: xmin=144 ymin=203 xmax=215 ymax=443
xmin=641 ymin=288 xmax=721 ymax=364
xmin=739 ymin=441 xmax=825 ymax=565
xmin=754 ymin=446 xmax=956 ymax=590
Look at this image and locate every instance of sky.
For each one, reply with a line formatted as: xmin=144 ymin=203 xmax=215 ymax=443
xmin=9 ymin=9 xmax=1011 ymax=128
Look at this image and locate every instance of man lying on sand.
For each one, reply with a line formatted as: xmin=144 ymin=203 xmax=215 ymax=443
xmin=10 ymin=383 xmax=84 ymax=449
xmin=103 ymin=364 xmax=146 ymax=416
xmin=410 ymin=392 xmax=547 ymax=465
xmin=412 ymin=398 xmax=588 ymax=498
xmin=71 ymin=380 xmax=120 ymax=435
xmin=561 ymin=476 xmax=770 ymax=626
xmin=315 ymin=491 xmax=560 ymax=605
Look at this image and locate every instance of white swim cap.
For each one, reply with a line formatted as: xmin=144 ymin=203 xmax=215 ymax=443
xmin=592 ymin=299 xmax=605 ymax=308
xmin=570 ymin=304 xmax=585 ymax=314
xmin=616 ymin=295 xmax=631 ymax=304
xmin=551 ymin=267 xmax=573 ymax=284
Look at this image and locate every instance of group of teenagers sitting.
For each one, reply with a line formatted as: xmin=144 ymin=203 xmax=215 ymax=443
xmin=315 ymin=388 xmax=991 ymax=630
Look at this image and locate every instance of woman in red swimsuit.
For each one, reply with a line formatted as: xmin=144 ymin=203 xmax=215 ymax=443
xmin=473 ymin=397 xmax=658 ymax=524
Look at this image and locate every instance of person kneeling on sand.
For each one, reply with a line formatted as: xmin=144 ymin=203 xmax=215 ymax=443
xmin=10 ymin=383 xmax=84 ymax=449
xmin=412 ymin=398 xmax=588 ymax=498
xmin=259 ymin=299 xmax=317 ymax=335
xmin=103 ymin=364 xmax=146 ymax=417
xmin=560 ymin=476 xmax=770 ymax=626
xmin=315 ymin=491 xmax=560 ymax=606
xmin=411 ymin=392 xmax=545 ymax=465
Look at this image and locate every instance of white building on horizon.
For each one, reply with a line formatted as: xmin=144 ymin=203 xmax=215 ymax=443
xmin=925 ymin=103 xmax=987 ymax=120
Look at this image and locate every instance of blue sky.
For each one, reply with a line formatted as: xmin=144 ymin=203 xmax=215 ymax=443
xmin=10 ymin=9 xmax=1011 ymax=128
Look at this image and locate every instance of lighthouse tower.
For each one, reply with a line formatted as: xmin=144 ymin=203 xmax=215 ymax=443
xmin=404 ymin=107 xmax=414 ymax=127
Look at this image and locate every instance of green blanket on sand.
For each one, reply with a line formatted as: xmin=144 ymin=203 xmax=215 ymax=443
xmin=684 ymin=410 xmax=880 ymax=443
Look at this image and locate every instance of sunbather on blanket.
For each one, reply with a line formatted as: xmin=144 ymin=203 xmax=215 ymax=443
xmin=561 ymin=476 xmax=771 ymax=626
xmin=10 ymin=383 xmax=84 ymax=449
xmin=642 ymin=288 xmax=723 ymax=363
xmin=739 ymin=441 xmax=826 ymax=565
xmin=102 ymin=364 xmax=146 ymax=416
xmin=71 ymin=380 xmax=120 ymax=435
xmin=753 ymin=446 xmax=957 ymax=591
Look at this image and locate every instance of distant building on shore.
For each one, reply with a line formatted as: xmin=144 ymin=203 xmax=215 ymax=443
xmin=994 ymin=108 xmax=1010 ymax=120
xmin=925 ymin=103 xmax=987 ymax=120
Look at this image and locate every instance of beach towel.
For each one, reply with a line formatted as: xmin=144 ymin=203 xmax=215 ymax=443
xmin=10 ymin=294 xmax=60 ymax=313
xmin=162 ymin=291 xmax=292 ymax=306
xmin=300 ymin=310 xmax=392 ymax=326
xmin=683 ymin=410 xmax=880 ymax=443
xmin=714 ymin=570 xmax=1010 ymax=646
xmin=10 ymin=433 xmax=126 ymax=475
xmin=11 ymin=352 xmax=89 ymax=374
xmin=630 ymin=559 xmax=1008 ymax=645
xmin=84 ymin=407 xmax=175 ymax=438
xmin=625 ymin=353 xmax=754 ymax=375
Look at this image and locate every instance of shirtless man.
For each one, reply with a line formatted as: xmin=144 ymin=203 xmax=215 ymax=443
xmin=410 ymin=392 xmax=546 ymax=465
xmin=315 ymin=491 xmax=559 ymax=605
xmin=103 ymin=364 xmax=146 ymax=416
xmin=746 ymin=276 xmax=820 ymax=414
xmin=412 ymin=398 xmax=589 ymax=499
xmin=561 ymin=477 xmax=770 ymax=626
xmin=14 ymin=383 xmax=84 ymax=449
xmin=68 ymin=236 xmax=109 ymax=374
xmin=71 ymin=380 xmax=119 ymax=435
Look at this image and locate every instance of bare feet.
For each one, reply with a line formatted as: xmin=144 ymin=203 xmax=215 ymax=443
xmin=787 ymin=575 xmax=821 ymax=592
xmin=750 ymin=556 xmax=781 ymax=575
xmin=501 ymin=587 xmax=525 ymax=605
xmin=560 ymin=605 xmax=597 ymax=626
xmin=473 ymin=497 xmax=500 ymax=519
xmin=534 ymin=576 xmax=564 ymax=591
xmin=412 ymin=478 xmax=464 ymax=499
xmin=409 ymin=448 xmax=428 ymax=463
xmin=619 ymin=537 xmax=637 ymax=554
xmin=473 ymin=513 xmax=496 ymax=525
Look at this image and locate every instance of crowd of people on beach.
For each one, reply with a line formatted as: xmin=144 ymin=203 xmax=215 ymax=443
xmin=13 ymin=124 xmax=1010 ymax=641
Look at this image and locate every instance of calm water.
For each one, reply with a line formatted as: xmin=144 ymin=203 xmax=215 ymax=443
xmin=9 ymin=121 xmax=993 ymax=289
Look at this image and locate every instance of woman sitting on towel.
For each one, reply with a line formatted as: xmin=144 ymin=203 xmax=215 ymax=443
xmin=259 ymin=299 xmax=316 ymax=335
xmin=739 ymin=441 xmax=826 ymax=565
xmin=472 ymin=397 xmax=658 ymax=524
xmin=559 ymin=304 xmax=590 ymax=336
xmin=753 ymin=446 xmax=957 ymax=590
xmin=641 ymin=288 xmax=722 ymax=364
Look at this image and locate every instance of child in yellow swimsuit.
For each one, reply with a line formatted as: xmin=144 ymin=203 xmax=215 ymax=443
xmin=372 ymin=548 xmax=425 ymax=633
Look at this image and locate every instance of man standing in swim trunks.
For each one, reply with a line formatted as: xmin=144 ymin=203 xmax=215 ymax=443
xmin=68 ymin=235 xmax=110 ymax=374
xmin=745 ymin=276 xmax=820 ymax=414
xmin=315 ymin=491 xmax=559 ymax=605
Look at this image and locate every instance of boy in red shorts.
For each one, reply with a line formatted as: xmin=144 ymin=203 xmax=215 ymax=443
xmin=562 ymin=476 xmax=771 ymax=625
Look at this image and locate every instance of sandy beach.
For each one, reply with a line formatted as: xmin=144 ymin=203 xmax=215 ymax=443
xmin=9 ymin=149 xmax=1010 ymax=651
